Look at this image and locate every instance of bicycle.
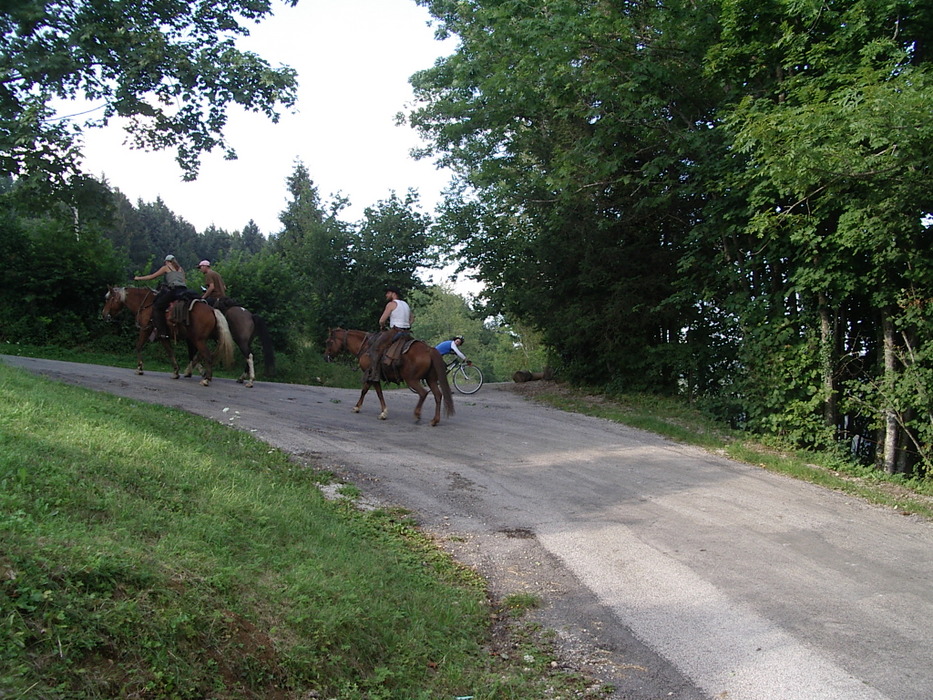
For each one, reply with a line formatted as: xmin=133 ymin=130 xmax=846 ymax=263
xmin=410 ymin=358 xmax=484 ymax=394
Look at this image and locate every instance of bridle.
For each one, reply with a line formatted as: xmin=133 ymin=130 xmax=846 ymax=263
xmin=328 ymin=329 xmax=372 ymax=360
xmin=133 ymin=288 xmax=157 ymax=329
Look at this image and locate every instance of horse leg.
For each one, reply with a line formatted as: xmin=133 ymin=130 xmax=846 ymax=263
xmin=354 ymin=381 xmax=388 ymax=419
xmin=373 ymin=382 xmax=388 ymax=420
xmin=244 ymin=353 xmax=255 ymax=387
xmin=426 ymin=377 xmax=443 ymax=427
xmin=134 ymin=329 xmax=148 ymax=375
xmin=353 ymin=382 xmax=372 ymax=413
xmin=236 ymin=344 xmax=254 ymax=387
xmin=160 ymin=338 xmax=180 ymax=379
xmin=195 ymin=339 xmax=213 ymax=386
xmin=407 ymin=378 xmax=429 ymax=423
xmin=183 ymin=340 xmax=198 ymax=378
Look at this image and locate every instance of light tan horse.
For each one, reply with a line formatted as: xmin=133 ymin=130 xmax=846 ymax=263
xmin=102 ymin=286 xmax=235 ymax=386
xmin=324 ymin=328 xmax=455 ymax=426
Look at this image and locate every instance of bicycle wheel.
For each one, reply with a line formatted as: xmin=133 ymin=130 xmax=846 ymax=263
xmin=453 ymin=364 xmax=483 ymax=394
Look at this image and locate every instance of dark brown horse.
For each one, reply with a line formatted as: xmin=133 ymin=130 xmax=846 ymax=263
xmin=324 ymin=328 xmax=455 ymax=426
xmin=215 ymin=299 xmax=276 ymax=388
xmin=101 ymin=286 xmax=235 ymax=386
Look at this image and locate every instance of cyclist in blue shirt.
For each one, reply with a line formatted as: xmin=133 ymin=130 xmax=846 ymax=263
xmin=435 ymin=336 xmax=468 ymax=364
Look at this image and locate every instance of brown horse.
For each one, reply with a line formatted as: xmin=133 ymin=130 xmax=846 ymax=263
xmin=101 ymin=286 xmax=235 ymax=386
xmin=215 ymin=299 xmax=276 ymax=388
xmin=324 ymin=328 xmax=455 ymax=426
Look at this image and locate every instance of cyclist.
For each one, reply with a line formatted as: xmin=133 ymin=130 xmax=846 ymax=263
xmin=435 ymin=336 xmax=468 ymax=364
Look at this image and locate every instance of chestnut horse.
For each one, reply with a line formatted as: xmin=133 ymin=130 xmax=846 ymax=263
xmin=324 ymin=328 xmax=455 ymax=426
xmin=215 ymin=299 xmax=276 ymax=388
xmin=101 ymin=286 xmax=234 ymax=386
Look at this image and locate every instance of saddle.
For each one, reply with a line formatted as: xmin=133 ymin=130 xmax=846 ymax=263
xmin=167 ymin=295 xmax=205 ymax=327
xmin=362 ymin=335 xmax=415 ymax=383
xmin=213 ymin=296 xmax=238 ymax=313
xmin=383 ymin=337 xmax=416 ymax=366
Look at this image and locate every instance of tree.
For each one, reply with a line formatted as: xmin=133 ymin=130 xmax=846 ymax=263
xmin=411 ymin=285 xmax=547 ymax=383
xmin=198 ymin=224 xmax=234 ymax=265
xmin=408 ymin=0 xmax=724 ymax=390
xmin=703 ymin=0 xmax=933 ymax=469
xmin=270 ymin=162 xmax=354 ymax=344
xmin=347 ymin=190 xmax=436 ymax=328
xmin=408 ymin=0 xmax=933 ymax=476
xmin=133 ymin=198 xmax=199 ymax=271
xmin=1 ymin=0 xmax=298 ymax=184
xmin=232 ymin=220 xmax=267 ymax=255
xmin=0 ymin=177 xmax=125 ymax=343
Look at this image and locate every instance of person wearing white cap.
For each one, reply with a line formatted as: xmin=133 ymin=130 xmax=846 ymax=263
xmin=197 ymin=260 xmax=226 ymax=305
xmin=134 ymin=254 xmax=188 ymax=339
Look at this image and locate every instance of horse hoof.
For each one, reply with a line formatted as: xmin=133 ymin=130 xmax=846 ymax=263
xmin=236 ymin=378 xmax=244 ymax=384
xmin=200 ymin=379 xmax=211 ymax=387
xmin=430 ymin=420 xmax=440 ymax=427
xmin=136 ymin=370 xmax=144 ymax=375
xmin=244 ymin=382 xmax=254 ymax=388
xmin=352 ymin=406 xmax=361 ymax=413
xmin=378 ymin=412 xmax=388 ymax=420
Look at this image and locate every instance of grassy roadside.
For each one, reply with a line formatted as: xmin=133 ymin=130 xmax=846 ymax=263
xmin=0 ymin=363 xmax=608 ymax=699
xmin=510 ymin=382 xmax=933 ymax=521
xmin=0 ymin=341 xmax=363 ymax=390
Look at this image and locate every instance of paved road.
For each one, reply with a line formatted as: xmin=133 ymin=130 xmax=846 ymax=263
xmin=5 ymin=355 xmax=933 ymax=699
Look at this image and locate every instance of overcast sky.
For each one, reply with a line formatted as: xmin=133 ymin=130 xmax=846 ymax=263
xmin=74 ymin=0 xmax=457 ymax=237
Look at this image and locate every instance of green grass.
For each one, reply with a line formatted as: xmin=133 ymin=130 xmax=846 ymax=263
xmin=0 ymin=363 xmax=608 ymax=699
xmin=0 ymin=340 xmax=363 ymax=389
xmin=533 ymin=388 xmax=933 ymax=520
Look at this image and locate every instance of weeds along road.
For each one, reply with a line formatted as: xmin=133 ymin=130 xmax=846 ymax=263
xmin=5 ymin=355 xmax=933 ymax=700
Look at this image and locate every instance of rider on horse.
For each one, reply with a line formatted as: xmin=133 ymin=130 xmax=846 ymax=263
xmin=134 ymin=254 xmax=191 ymax=339
xmin=198 ymin=260 xmax=227 ymax=308
xmin=367 ymin=285 xmax=413 ymax=381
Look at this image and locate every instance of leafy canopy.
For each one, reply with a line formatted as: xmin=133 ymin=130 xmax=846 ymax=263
xmin=0 ymin=0 xmax=298 ymax=183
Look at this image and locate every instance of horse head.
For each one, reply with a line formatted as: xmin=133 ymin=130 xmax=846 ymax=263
xmin=323 ymin=328 xmax=345 ymax=362
xmin=101 ymin=286 xmax=126 ymax=321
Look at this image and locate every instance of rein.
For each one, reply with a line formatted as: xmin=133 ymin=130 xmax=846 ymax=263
xmin=349 ymin=329 xmax=370 ymax=359
xmin=334 ymin=329 xmax=374 ymax=359
xmin=131 ymin=288 xmax=157 ymax=328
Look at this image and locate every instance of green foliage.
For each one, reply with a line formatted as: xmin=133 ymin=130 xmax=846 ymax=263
xmin=6 ymin=0 xmax=933 ymax=480
xmin=0 ymin=186 xmax=124 ymax=344
xmin=0 ymin=0 xmax=298 ymax=184
xmin=269 ymin=163 xmax=439 ymax=346
xmin=411 ymin=0 xmax=724 ymax=391
xmin=270 ymin=163 xmax=357 ymax=342
xmin=348 ymin=190 xmax=437 ymax=328
xmin=217 ymin=250 xmax=301 ymax=352
xmin=410 ymin=0 xmax=933 ymax=476
xmin=411 ymin=286 xmax=548 ymax=383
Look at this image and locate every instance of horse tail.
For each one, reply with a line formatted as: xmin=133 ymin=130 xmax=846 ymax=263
xmin=431 ymin=347 xmax=455 ymax=418
xmin=212 ymin=308 xmax=236 ymax=369
xmin=252 ymin=314 xmax=276 ymax=377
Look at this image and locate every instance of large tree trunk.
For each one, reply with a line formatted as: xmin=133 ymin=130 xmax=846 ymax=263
xmin=881 ymin=310 xmax=898 ymax=474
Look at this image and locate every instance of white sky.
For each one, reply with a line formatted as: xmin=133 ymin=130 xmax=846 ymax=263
xmin=74 ymin=0 xmax=458 ymax=237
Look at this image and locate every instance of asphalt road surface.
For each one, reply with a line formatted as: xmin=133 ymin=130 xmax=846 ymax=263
xmin=5 ymin=355 xmax=933 ymax=700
